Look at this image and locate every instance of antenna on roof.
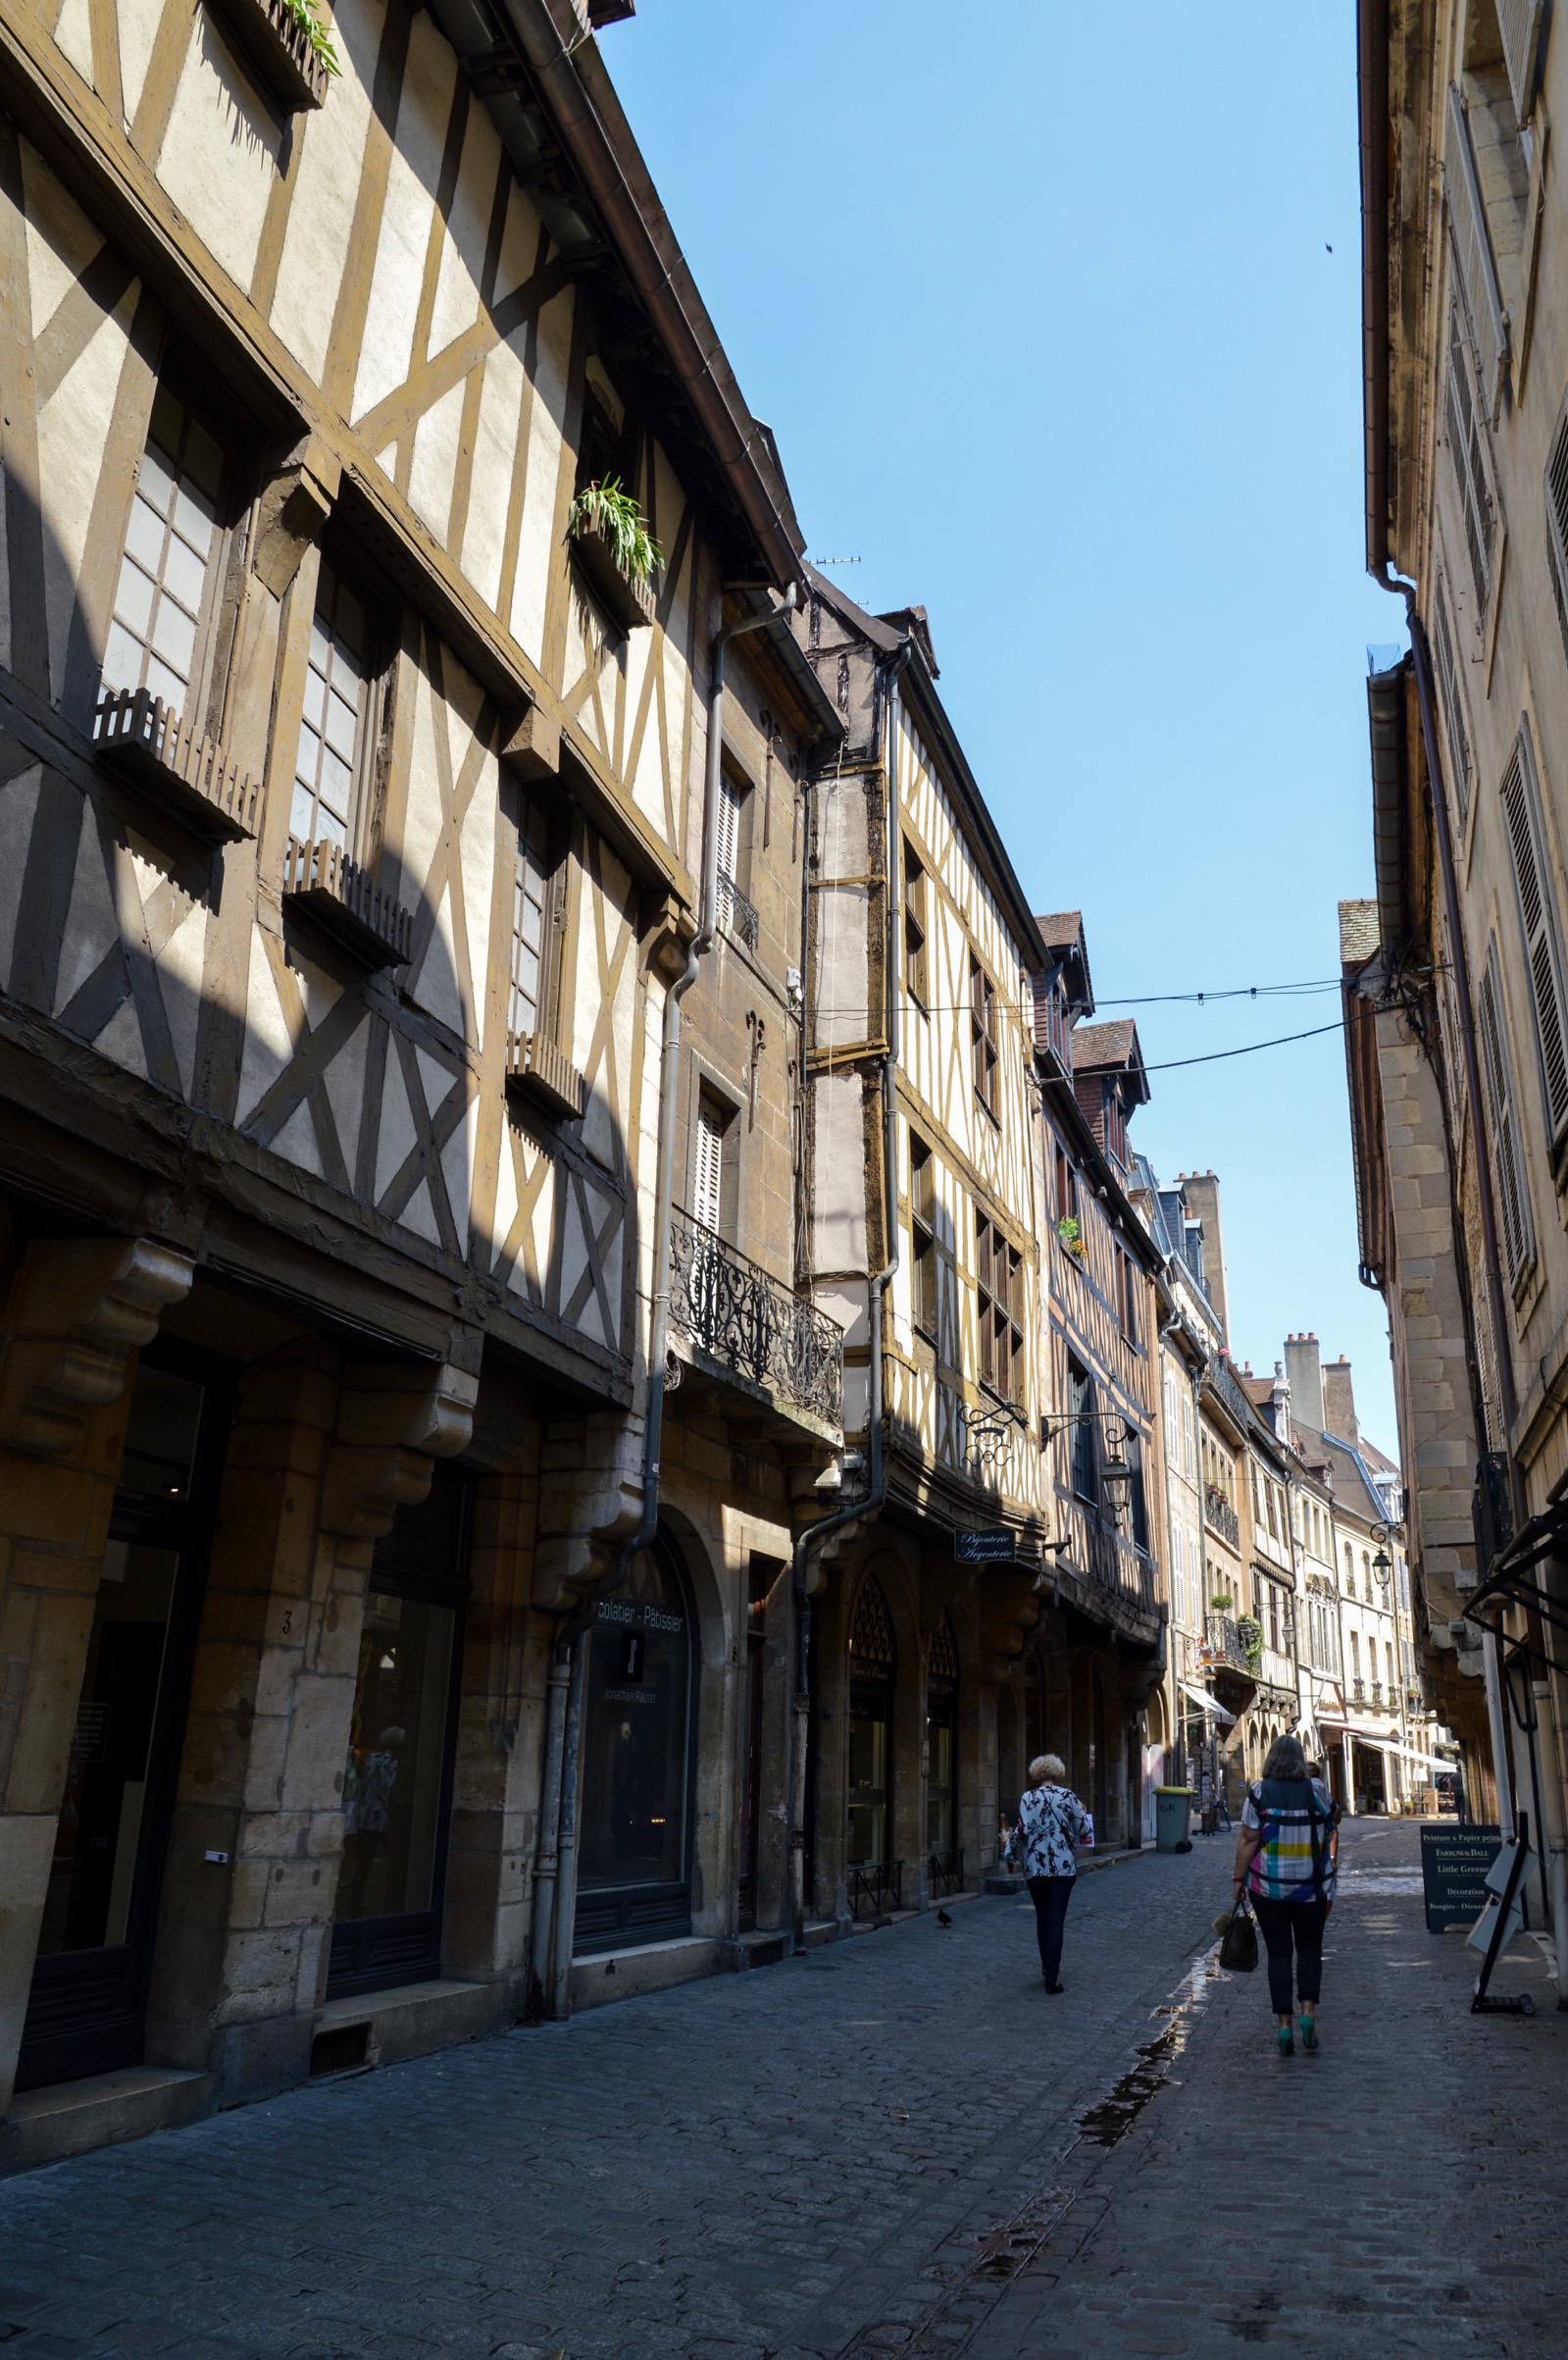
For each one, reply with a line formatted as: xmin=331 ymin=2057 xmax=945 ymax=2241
xmin=809 ymin=554 xmax=863 ymax=566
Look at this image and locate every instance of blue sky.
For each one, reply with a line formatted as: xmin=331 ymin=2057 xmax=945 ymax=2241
xmin=606 ymin=1 xmax=1403 ymax=1446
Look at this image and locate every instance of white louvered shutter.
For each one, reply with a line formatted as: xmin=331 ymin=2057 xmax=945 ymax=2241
xmin=1498 ymin=0 xmax=1544 ymax=122
xmin=1501 ymin=728 xmax=1568 ymax=1143
xmin=1444 ymin=314 xmax=1494 ymax=606
xmin=1443 ymin=81 xmax=1510 ymax=423
xmin=1479 ymin=938 xmax=1537 ymax=1285
xmin=693 ymin=1099 xmax=725 ymax=1233
xmin=1431 ymin=581 xmax=1472 ymax=824
xmin=716 ymin=777 xmax=742 ymax=884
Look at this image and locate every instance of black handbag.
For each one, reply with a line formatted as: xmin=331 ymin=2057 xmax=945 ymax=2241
xmin=1219 ymin=1888 xmax=1259 ymax=1973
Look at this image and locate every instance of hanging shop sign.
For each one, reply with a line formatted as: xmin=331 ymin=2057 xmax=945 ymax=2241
xmin=954 ymin=1529 xmax=1014 ymax=1564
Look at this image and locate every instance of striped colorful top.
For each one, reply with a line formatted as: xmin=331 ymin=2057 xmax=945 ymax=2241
xmin=1241 ymin=1776 xmax=1339 ymax=1902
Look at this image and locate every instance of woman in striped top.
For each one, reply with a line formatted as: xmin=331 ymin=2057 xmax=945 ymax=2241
xmin=1232 ymin=1734 xmax=1340 ymax=2056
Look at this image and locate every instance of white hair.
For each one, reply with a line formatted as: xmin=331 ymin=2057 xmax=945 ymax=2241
xmin=1029 ymin=1752 xmax=1066 ymax=1785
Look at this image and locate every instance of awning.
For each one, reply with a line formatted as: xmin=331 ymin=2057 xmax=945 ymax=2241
xmin=1180 ymin=1680 xmax=1237 ymax=1725
xmin=1362 ymin=1736 xmax=1458 ymax=1775
xmin=1316 ymin=1714 xmax=1393 ymax=1742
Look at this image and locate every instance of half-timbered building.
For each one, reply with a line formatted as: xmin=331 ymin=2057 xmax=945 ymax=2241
xmin=0 ymin=0 xmax=846 ymax=2170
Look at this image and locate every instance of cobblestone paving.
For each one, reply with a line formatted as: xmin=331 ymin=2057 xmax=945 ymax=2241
xmin=1 ymin=1821 xmax=1564 ymax=2360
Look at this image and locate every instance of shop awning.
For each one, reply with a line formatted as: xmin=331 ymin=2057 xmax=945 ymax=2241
xmin=1316 ymin=1714 xmax=1393 ymax=1742
xmin=1362 ymin=1737 xmax=1458 ymax=1775
xmin=1180 ymin=1680 xmax=1237 ymax=1725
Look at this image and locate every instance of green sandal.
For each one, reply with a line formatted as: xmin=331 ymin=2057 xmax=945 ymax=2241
xmin=1299 ymin=2015 xmax=1319 ymax=2053
xmin=1278 ymin=2026 xmax=1294 ymax=2057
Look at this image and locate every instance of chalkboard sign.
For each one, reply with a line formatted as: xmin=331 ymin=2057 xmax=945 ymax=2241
xmin=1420 ymin=1823 xmax=1501 ymax=1931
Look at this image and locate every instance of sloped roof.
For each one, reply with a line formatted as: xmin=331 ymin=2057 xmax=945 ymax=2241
xmin=1071 ymin=1018 xmax=1149 ymax=1106
xmin=1037 ymin=911 xmax=1085 ymax=949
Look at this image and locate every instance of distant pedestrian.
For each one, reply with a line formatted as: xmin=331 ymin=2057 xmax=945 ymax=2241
xmin=1231 ymin=1734 xmax=1340 ymax=2057
xmin=1013 ymin=1753 xmax=1087 ymax=1993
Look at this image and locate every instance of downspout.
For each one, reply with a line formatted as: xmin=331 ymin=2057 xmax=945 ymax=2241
xmin=785 ymin=646 xmax=907 ymax=1951
xmin=535 ymin=588 xmax=794 ymax=2021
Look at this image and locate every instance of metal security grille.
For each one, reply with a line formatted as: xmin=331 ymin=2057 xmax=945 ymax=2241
xmin=101 ymin=390 xmax=225 ymax=714
xmin=850 ymin=1577 xmax=896 ymax=1675
xmin=291 ymin=562 xmax=370 ymax=851
xmin=929 ymin=1614 xmax=959 ymax=1689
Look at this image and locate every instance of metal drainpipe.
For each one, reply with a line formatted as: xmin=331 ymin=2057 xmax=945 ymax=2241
xmin=534 ymin=589 xmax=794 ymax=2022
xmin=784 ymin=649 xmax=907 ymax=1952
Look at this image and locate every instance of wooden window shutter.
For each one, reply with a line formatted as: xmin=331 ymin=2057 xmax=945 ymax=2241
xmin=1444 ymin=312 xmax=1494 ymax=607
xmin=717 ymin=775 xmax=742 ymax=884
xmin=1497 ymin=0 xmax=1544 ymax=122
xmin=1442 ymin=81 xmax=1510 ymax=423
xmin=1479 ymin=938 xmax=1536 ymax=1286
xmin=1431 ymin=581 xmax=1472 ymax=825
xmin=1501 ymin=726 xmax=1568 ymax=1142
xmin=1544 ymin=402 xmax=1568 ymax=670
xmin=693 ymin=1098 xmax=726 ymax=1233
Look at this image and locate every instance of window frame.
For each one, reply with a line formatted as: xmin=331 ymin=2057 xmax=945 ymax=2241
xmin=288 ymin=551 xmax=389 ymax=867
xmin=970 ymin=952 xmax=999 ymax=1119
xmin=974 ymin=1211 xmax=1023 ymax=1403
xmin=506 ymin=788 xmax=568 ymax=1051
xmin=100 ymin=384 xmax=238 ymax=735
xmin=1067 ymin=1356 xmax=1095 ymax=1502
xmin=910 ymin=1130 xmax=938 ymax=1343
xmin=903 ymin=842 xmax=929 ymax=1010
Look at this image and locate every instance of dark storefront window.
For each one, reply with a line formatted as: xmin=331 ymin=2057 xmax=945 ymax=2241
xmin=329 ymin=1464 xmax=471 ymax=1997
xmin=575 ymin=1526 xmax=697 ymax=1954
xmin=925 ymin=1614 xmax=958 ymax=1860
xmin=19 ymin=1352 xmax=227 ymax=2093
xmin=847 ymin=1577 xmax=896 ymax=1870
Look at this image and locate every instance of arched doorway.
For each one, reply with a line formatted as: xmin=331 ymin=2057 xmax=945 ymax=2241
xmin=847 ymin=1576 xmax=897 ymax=1913
xmin=926 ymin=1615 xmax=960 ymax=1894
xmin=575 ymin=1525 xmax=698 ymax=1953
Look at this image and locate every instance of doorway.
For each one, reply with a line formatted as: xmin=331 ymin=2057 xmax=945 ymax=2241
xmin=328 ymin=1463 xmax=472 ymax=1997
xmin=17 ymin=1348 xmax=229 ymax=2092
xmin=847 ymin=1577 xmax=896 ymax=1907
xmin=925 ymin=1614 xmax=958 ymax=1889
xmin=575 ymin=1524 xmax=698 ymax=1953
xmin=737 ymin=1553 xmax=781 ymax=1932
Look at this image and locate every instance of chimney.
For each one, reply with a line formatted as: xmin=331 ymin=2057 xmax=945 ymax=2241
xmin=1323 ymin=1354 xmax=1357 ymax=1444
xmin=1180 ymin=1170 xmax=1230 ymax=1346
xmin=1284 ymin=1332 xmax=1324 ymax=1431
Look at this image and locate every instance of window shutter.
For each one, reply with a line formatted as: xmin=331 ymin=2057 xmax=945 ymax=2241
xmin=1545 ymin=406 xmax=1568 ymax=669
xmin=693 ymin=1101 xmax=725 ymax=1233
xmin=1442 ymin=81 xmax=1510 ymax=423
xmin=1497 ymin=0 xmax=1544 ymax=122
xmin=1478 ymin=938 xmax=1536 ymax=1285
xmin=1431 ymin=581 xmax=1472 ymax=825
xmin=1445 ymin=313 xmax=1494 ymax=608
xmin=1501 ymin=728 xmax=1568 ymax=1141
xmin=716 ymin=777 xmax=742 ymax=884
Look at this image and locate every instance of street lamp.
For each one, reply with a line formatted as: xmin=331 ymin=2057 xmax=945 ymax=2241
xmin=1372 ymin=1544 xmax=1392 ymax=1590
xmin=1099 ymin=1424 xmax=1134 ymax=1518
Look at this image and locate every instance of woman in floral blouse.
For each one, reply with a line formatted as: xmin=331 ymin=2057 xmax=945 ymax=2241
xmin=1010 ymin=1753 xmax=1087 ymax=1992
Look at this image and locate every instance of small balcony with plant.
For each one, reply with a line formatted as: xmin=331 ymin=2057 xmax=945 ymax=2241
xmin=1203 ymin=1482 xmax=1239 ymax=1551
xmin=568 ymin=478 xmax=661 ymax=633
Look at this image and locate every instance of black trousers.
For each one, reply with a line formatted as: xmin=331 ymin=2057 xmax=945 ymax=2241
xmin=1027 ymin=1874 xmax=1075 ymax=1982
xmin=1253 ymin=1895 xmax=1329 ymax=2014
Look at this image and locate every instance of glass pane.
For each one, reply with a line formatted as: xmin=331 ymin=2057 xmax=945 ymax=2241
xmin=162 ymin=532 xmax=208 ymax=615
xmin=117 ymin=1365 xmax=204 ymax=1504
xmin=337 ymin=1591 xmax=455 ymax=1924
xmin=847 ymin=1708 xmax=887 ymax=1866
xmin=579 ymin=1550 xmax=691 ymax=1892
xmin=36 ymin=1542 xmax=179 ymax=1956
xmin=113 ymin=555 xmax=155 ymax=640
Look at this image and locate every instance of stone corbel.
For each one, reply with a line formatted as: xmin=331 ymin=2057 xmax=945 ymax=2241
xmin=251 ymin=435 xmax=341 ymax=598
xmin=320 ymin=1360 xmax=479 ymax=1539
xmin=640 ymin=886 xmax=697 ymax=985
xmin=0 ymin=1237 xmax=196 ymax=1457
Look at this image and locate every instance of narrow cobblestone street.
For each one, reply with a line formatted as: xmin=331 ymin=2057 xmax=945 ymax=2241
xmin=2 ymin=1821 xmax=1565 ymax=2360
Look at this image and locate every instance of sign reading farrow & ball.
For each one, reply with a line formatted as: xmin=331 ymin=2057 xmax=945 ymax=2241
xmin=954 ymin=1529 xmax=1014 ymax=1565
xmin=1419 ymin=1822 xmax=1503 ymax=1931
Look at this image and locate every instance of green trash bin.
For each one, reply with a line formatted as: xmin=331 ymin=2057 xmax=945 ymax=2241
xmin=1155 ymin=1786 xmax=1192 ymax=1852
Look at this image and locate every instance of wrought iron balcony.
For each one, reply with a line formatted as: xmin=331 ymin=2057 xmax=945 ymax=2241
xmin=718 ymin=870 xmax=759 ymax=951
xmin=1203 ymin=1484 xmax=1239 ymax=1550
xmin=1204 ymin=1614 xmax=1254 ymax=1674
xmin=669 ymin=1213 xmax=842 ymax=1425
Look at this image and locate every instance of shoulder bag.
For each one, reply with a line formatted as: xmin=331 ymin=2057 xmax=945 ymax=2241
xmin=1219 ymin=1886 xmax=1258 ymax=1973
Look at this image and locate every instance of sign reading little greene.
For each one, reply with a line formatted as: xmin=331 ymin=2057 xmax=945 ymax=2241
xmin=1419 ymin=1822 xmax=1503 ymax=1931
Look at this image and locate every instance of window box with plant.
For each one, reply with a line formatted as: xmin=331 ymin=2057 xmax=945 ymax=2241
xmin=568 ymin=478 xmax=660 ymax=633
xmin=1056 ymin=1214 xmax=1086 ymax=1261
xmin=210 ymin=0 xmax=338 ymax=110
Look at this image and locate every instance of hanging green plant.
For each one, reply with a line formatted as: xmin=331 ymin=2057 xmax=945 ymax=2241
xmin=278 ymin=0 xmax=340 ymax=74
xmin=1056 ymin=1214 xmax=1085 ymax=1258
xmin=1237 ymin=1614 xmax=1263 ymax=1672
xmin=569 ymin=478 xmax=663 ymax=584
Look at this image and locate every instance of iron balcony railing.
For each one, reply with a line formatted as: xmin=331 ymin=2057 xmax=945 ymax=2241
xmin=848 ymin=1861 xmax=902 ymax=1919
xmin=928 ymin=1848 xmax=964 ymax=1900
xmin=1205 ymin=1614 xmax=1253 ymax=1673
xmin=1203 ymin=1484 xmax=1239 ymax=1550
xmin=669 ymin=1213 xmax=843 ymax=1424
xmin=718 ymin=870 xmax=759 ymax=951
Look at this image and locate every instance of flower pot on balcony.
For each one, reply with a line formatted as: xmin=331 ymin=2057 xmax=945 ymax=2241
xmin=570 ymin=520 xmax=657 ymax=635
xmin=209 ymin=0 xmax=332 ymax=110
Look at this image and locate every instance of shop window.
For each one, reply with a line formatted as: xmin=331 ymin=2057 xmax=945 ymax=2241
xmin=18 ymin=1349 xmax=228 ymax=2094
xmin=101 ymin=387 xmax=230 ymax=722
xmin=576 ymin=1526 xmax=697 ymax=1952
xmin=926 ymin=1614 xmax=959 ymax=1865
xmin=847 ymin=1577 xmax=896 ymax=1872
xmin=329 ymin=1465 xmax=471 ymax=1998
